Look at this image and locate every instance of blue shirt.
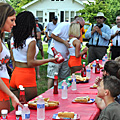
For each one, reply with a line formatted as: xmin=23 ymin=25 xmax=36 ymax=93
xmin=85 ymin=23 xmax=111 ymax=46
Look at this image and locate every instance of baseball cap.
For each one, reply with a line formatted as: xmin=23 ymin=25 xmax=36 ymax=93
xmin=35 ymin=17 xmax=39 ymax=21
xmin=53 ymin=16 xmax=58 ymax=20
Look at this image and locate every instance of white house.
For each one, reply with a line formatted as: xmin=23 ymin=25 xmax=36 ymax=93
xmin=0 ymin=0 xmax=6 ymax=2
xmin=22 ymin=0 xmax=85 ymax=27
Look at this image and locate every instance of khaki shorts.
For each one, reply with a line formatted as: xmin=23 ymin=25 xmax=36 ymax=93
xmin=47 ymin=54 xmax=70 ymax=79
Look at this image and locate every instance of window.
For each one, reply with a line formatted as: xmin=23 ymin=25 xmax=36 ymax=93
xmin=51 ymin=0 xmax=54 ymax=1
xmin=71 ymin=11 xmax=74 ymax=22
xmin=60 ymin=11 xmax=64 ymax=22
xmin=36 ymin=11 xmax=43 ymax=22
xmin=65 ymin=11 xmax=69 ymax=21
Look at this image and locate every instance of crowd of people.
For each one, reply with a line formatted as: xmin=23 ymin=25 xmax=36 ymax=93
xmin=1 ymin=2 xmax=120 ymax=119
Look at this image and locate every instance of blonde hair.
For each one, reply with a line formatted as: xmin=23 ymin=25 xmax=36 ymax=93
xmin=68 ymin=23 xmax=80 ymax=38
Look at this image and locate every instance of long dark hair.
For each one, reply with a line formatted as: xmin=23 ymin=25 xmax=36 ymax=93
xmin=0 ymin=2 xmax=15 ymax=39
xmin=13 ymin=11 xmax=37 ymax=49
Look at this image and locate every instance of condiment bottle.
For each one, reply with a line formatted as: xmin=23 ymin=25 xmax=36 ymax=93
xmin=53 ymin=72 xmax=58 ymax=94
xmin=1 ymin=109 xmax=8 ymax=120
xmin=51 ymin=46 xmax=64 ymax=64
xmin=81 ymin=62 xmax=86 ymax=77
xmin=18 ymin=87 xmax=27 ymax=111
xmin=95 ymin=59 xmax=100 ymax=74
xmin=16 ymin=111 xmax=22 ymax=120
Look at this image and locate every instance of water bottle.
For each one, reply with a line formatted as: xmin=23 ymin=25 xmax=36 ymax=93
xmin=86 ymin=65 xmax=91 ymax=79
xmin=92 ymin=61 xmax=96 ymax=73
xmin=62 ymin=80 xmax=68 ymax=99
xmin=102 ymin=56 xmax=105 ymax=67
xmin=22 ymin=104 xmax=30 ymax=120
xmin=37 ymin=95 xmax=45 ymax=120
xmin=71 ymin=73 xmax=77 ymax=91
xmin=105 ymin=54 xmax=108 ymax=62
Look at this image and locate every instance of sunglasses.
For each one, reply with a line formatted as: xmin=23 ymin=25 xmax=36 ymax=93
xmin=96 ymin=17 xmax=104 ymax=19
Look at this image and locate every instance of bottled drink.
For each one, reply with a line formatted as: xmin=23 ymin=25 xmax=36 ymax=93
xmin=53 ymin=72 xmax=58 ymax=94
xmin=86 ymin=65 xmax=91 ymax=79
xmin=92 ymin=61 xmax=96 ymax=73
xmin=51 ymin=46 xmax=64 ymax=64
xmin=105 ymin=54 xmax=108 ymax=62
xmin=61 ymin=80 xmax=67 ymax=99
xmin=82 ymin=52 xmax=87 ymax=59
xmin=16 ymin=111 xmax=22 ymax=120
xmin=37 ymin=95 xmax=45 ymax=120
xmin=95 ymin=59 xmax=100 ymax=74
xmin=71 ymin=73 xmax=77 ymax=91
xmin=18 ymin=87 xmax=27 ymax=111
xmin=1 ymin=109 xmax=8 ymax=120
xmin=81 ymin=62 xmax=86 ymax=77
xmin=102 ymin=56 xmax=105 ymax=67
xmin=22 ymin=104 xmax=30 ymax=120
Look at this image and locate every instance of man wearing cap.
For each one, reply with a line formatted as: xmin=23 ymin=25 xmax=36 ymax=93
xmin=47 ymin=17 xmax=85 ymax=89
xmin=45 ymin=16 xmax=59 ymax=47
xmin=85 ymin=12 xmax=111 ymax=63
xmin=111 ymin=16 xmax=120 ymax=60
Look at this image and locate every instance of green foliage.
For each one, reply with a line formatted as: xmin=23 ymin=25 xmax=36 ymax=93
xmin=78 ymin=0 xmax=120 ymax=26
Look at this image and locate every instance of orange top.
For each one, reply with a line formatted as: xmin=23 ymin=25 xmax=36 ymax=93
xmin=79 ymin=27 xmax=85 ymax=43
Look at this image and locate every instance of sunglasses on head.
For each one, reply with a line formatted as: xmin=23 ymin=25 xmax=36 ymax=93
xmin=96 ymin=17 xmax=103 ymax=19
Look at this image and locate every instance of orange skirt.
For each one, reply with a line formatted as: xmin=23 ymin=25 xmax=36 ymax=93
xmin=68 ymin=56 xmax=82 ymax=67
xmin=0 ymin=78 xmax=10 ymax=101
xmin=10 ymin=67 xmax=37 ymax=89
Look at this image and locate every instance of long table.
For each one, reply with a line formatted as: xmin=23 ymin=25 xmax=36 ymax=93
xmin=5 ymin=61 xmax=103 ymax=120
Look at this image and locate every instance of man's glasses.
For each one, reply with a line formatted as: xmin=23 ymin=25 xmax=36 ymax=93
xmin=96 ymin=17 xmax=104 ymax=19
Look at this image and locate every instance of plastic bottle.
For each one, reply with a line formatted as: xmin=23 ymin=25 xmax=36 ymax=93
xmin=1 ymin=109 xmax=8 ymax=120
xmin=61 ymin=80 xmax=68 ymax=99
xmin=71 ymin=73 xmax=77 ymax=91
xmin=92 ymin=61 xmax=96 ymax=73
xmin=53 ymin=72 xmax=58 ymax=94
xmin=37 ymin=95 xmax=45 ymax=120
xmin=16 ymin=111 xmax=22 ymax=120
xmin=102 ymin=56 xmax=105 ymax=67
xmin=81 ymin=62 xmax=86 ymax=77
xmin=18 ymin=87 xmax=27 ymax=111
xmin=86 ymin=64 xmax=91 ymax=79
xmin=95 ymin=59 xmax=100 ymax=74
xmin=105 ymin=54 xmax=108 ymax=62
xmin=51 ymin=46 xmax=64 ymax=64
xmin=22 ymin=104 xmax=30 ymax=120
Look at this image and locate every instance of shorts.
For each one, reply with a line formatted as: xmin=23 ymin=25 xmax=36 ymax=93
xmin=36 ymin=39 xmax=43 ymax=50
xmin=47 ymin=54 xmax=70 ymax=79
xmin=68 ymin=56 xmax=82 ymax=67
xmin=10 ymin=67 xmax=37 ymax=89
xmin=0 ymin=78 xmax=10 ymax=101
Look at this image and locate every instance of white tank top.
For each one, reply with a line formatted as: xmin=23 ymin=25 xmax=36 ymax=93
xmin=68 ymin=38 xmax=81 ymax=56
xmin=11 ymin=37 xmax=39 ymax=63
xmin=0 ymin=42 xmax=10 ymax=79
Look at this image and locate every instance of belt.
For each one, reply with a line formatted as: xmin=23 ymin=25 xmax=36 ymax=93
xmin=89 ymin=45 xmax=108 ymax=48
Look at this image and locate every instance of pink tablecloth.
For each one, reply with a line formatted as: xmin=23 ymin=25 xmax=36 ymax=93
xmin=6 ymin=61 xmax=102 ymax=120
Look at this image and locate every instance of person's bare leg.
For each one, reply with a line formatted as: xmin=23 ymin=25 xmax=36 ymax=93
xmin=0 ymin=100 xmax=10 ymax=116
xmin=36 ymin=66 xmax=40 ymax=79
xmin=25 ymin=87 xmax=37 ymax=101
xmin=48 ymin=78 xmax=54 ymax=89
xmin=71 ymin=66 xmax=83 ymax=74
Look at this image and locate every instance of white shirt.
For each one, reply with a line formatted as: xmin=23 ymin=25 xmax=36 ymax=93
xmin=11 ymin=37 xmax=39 ymax=63
xmin=0 ymin=42 xmax=10 ymax=79
xmin=47 ymin=22 xmax=70 ymax=61
xmin=111 ymin=25 xmax=120 ymax=46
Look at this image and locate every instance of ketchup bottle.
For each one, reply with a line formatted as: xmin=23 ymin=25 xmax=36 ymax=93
xmin=82 ymin=52 xmax=87 ymax=59
xmin=53 ymin=72 xmax=58 ymax=94
xmin=18 ymin=86 xmax=27 ymax=111
xmin=95 ymin=59 xmax=100 ymax=74
xmin=81 ymin=62 xmax=86 ymax=77
xmin=51 ymin=46 xmax=64 ymax=64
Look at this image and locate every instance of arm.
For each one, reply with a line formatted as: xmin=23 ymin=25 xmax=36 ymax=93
xmin=73 ymin=40 xmax=88 ymax=58
xmin=0 ymin=39 xmax=3 ymax=53
xmin=0 ymin=77 xmax=22 ymax=109
xmin=111 ymin=30 xmax=119 ymax=39
xmin=51 ymin=33 xmax=70 ymax=48
xmin=37 ymin=31 xmax=41 ymax=40
xmin=45 ymin=32 xmax=51 ymax=41
xmin=27 ymin=41 xmax=57 ymax=67
xmin=85 ymin=25 xmax=94 ymax=39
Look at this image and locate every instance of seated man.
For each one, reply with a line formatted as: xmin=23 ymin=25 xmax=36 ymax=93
xmin=97 ymin=76 xmax=120 ymax=119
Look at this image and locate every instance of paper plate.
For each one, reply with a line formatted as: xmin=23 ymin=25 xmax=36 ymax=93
xmin=52 ymin=113 xmax=80 ymax=120
xmin=72 ymin=98 xmax=95 ymax=104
